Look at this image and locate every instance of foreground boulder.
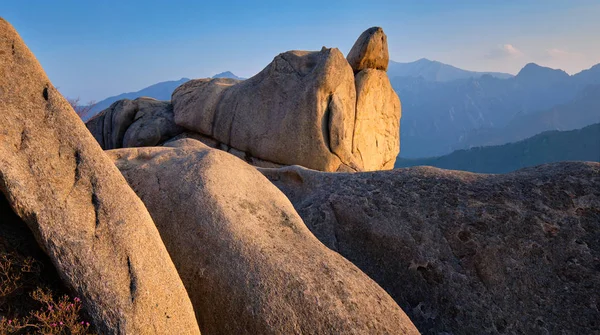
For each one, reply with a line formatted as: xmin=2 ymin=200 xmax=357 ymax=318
xmin=108 ymin=140 xmax=419 ymax=335
xmin=86 ymin=97 xmax=184 ymax=150
xmin=0 ymin=18 xmax=200 ymax=334
xmin=261 ymin=162 xmax=600 ymax=334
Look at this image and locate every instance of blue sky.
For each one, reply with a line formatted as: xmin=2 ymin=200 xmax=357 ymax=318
xmin=3 ymin=0 xmax=599 ymax=102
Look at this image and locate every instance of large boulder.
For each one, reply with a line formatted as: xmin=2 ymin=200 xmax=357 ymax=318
xmin=346 ymin=27 xmax=389 ymax=72
xmin=107 ymin=140 xmax=419 ymax=335
xmin=172 ymin=48 xmax=361 ymax=172
xmin=261 ymin=162 xmax=600 ymax=334
xmin=0 ymin=18 xmax=200 ymax=334
xmin=86 ymin=97 xmax=184 ymax=150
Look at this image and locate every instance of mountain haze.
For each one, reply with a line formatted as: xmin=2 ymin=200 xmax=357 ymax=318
xmin=395 ymin=62 xmax=600 ymax=158
xmin=395 ymin=123 xmax=600 ymax=173
xmin=388 ymin=58 xmax=513 ymax=82
xmin=460 ymin=84 xmax=600 ymax=148
xmin=212 ymin=71 xmax=245 ymax=80
xmin=84 ymin=77 xmax=190 ymax=120
xmin=84 ymin=71 xmax=245 ymax=121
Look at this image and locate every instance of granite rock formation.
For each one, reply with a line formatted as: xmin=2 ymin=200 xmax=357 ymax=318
xmin=261 ymin=162 xmax=600 ymax=334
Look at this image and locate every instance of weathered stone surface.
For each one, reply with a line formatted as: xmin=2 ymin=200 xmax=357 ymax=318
xmin=347 ymin=27 xmax=389 ymax=72
xmin=163 ymin=133 xmax=284 ymax=168
xmin=172 ymin=78 xmax=241 ymax=135
xmin=108 ymin=142 xmax=419 ymax=335
xmin=172 ymin=48 xmax=362 ymax=172
xmin=86 ymin=97 xmax=183 ymax=150
xmin=261 ymin=162 xmax=600 ymax=334
xmin=0 ymin=18 xmax=200 ymax=334
xmin=354 ymin=69 xmax=400 ymax=170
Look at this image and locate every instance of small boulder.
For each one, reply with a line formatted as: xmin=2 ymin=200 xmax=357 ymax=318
xmin=346 ymin=27 xmax=389 ymax=72
xmin=86 ymin=97 xmax=184 ymax=150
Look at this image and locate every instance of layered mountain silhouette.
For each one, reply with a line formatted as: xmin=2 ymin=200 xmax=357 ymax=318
xmin=460 ymin=84 xmax=600 ymax=148
xmin=388 ymin=58 xmax=513 ymax=81
xmin=395 ymin=123 xmax=600 ymax=173
xmin=392 ymin=62 xmax=600 ymax=157
xmin=84 ymin=78 xmax=190 ymax=120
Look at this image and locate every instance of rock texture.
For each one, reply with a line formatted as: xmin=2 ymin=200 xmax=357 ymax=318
xmin=172 ymin=48 xmax=361 ymax=172
xmin=353 ymin=68 xmax=400 ymax=170
xmin=0 ymin=18 xmax=200 ymax=334
xmin=261 ymin=162 xmax=600 ymax=335
xmin=346 ymin=27 xmax=389 ymax=72
xmin=86 ymin=97 xmax=184 ymax=150
xmin=108 ymin=141 xmax=419 ymax=335
xmin=172 ymin=78 xmax=241 ymax=135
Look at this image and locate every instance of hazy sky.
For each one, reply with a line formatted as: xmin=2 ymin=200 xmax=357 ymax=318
xmin=3 ymin=0 xmax=600 ymax=102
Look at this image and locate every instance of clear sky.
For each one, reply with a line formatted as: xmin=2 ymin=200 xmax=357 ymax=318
xmin=3 ymin=0 xmax=599 ymax=102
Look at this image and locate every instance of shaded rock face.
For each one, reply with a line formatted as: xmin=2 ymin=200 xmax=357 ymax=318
xmin=108 ymin=141 xmax=419 ymax=335
xmin=86 ymin=97 xmax=184 ymax=150
xmin=0 ymin=192 xmax=66 ymax=308
xmin=346 ymin=27 xmax=389 ymax=73
xmin=261 ymin=162 xmax=600 ymax=335
xmin=0 ymin=18 xmax=200 ymax=334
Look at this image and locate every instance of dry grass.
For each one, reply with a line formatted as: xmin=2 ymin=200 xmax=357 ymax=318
xmin=0 ymin=194 xmax=96 ymax=335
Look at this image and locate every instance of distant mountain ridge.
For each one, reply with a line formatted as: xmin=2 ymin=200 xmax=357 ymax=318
xmin=395 ymin=123 xmax=600 ymax=174
xmin=212 ymin=71 xmax=245 ymax=80
xmin=388 ymin=58 xmax=513 ymax=82
xmin=459 ymin=84 xmax=600 ymax=149
xmin=394 ymin=62 xmax=600 ymax=158
xmin=83 ymin=71 xmax=244 ymax=121
xmin=83 ymin=78 xmax=190 ymax=120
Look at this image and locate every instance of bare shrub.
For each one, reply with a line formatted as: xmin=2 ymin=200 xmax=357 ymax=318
xmin=67 ymin=97 xmax=96 ymax=119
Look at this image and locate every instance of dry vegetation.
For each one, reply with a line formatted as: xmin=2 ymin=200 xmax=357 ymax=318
xmin=66 ymin=98 xmax=96 ymax=119
xmin=0 ymin=195 xmax=95 ymax=335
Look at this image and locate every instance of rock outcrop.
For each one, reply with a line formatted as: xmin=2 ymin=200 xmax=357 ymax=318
xmin=86 ymin=97 xmax=184 ymax=150
xmin=261 ymin=162 xmax=600 ymax=334
xmin=108 ymin=140 xmax=419 ymax=335
xmin=172 ymin=48 xmax=361 ymax=172
xmin=0 ymin=18 xmax=200 ymax=334
xmin=346 ymin=27 xmax=389 ymax=72
xmin=87 ymin=27 xmax=401 ymax=172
